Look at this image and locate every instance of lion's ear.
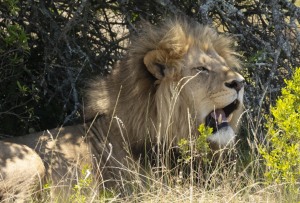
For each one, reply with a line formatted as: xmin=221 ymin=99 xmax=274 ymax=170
xmin=144 ymin=50 xmax=167 ymax=80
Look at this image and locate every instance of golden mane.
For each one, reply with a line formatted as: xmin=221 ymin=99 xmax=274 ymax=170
xmin=85 ymin=17 xmax=241 ymax=147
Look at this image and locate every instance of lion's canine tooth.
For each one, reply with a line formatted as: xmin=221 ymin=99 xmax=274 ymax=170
xmin=218 ymin=114 xmax=223 ymax=124
xmin=227 ymin=113 xmax=233 ymax=122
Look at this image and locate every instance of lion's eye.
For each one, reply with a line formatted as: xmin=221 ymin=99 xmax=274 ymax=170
xmin=195 ymin=66 xmax=209 ymax=73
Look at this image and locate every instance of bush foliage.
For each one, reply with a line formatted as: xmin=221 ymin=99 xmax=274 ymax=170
xmin=260 ymin=68 xmax=300 ymax=190
xmin=178 ymin=124 xmax=213 ymax=165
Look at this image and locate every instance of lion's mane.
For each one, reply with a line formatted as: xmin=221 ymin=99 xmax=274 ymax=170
xmin=85 ymin=17 xmax=241 ymax=151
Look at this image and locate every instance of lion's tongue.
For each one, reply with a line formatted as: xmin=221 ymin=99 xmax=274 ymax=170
xmin=211 ymin=109 xmax=228 ymax=124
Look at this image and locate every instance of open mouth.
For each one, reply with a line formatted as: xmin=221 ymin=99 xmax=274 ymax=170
xmin=205 ymin=99 xmax=240 ymax=132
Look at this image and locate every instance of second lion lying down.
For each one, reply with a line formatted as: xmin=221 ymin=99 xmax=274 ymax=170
xmin=0 ymin=16 xmax=244 ymax=201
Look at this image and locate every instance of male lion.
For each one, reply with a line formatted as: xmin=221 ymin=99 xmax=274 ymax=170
xmin=0 ymin=17 xmax=244 ymax=201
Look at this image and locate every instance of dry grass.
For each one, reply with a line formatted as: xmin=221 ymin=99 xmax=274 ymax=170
xmin=95 ymin=115 xmax=296 ymax=203
xmin=29 ymin=140 xmax=298 ymax=203
xmin=25 ymin=110 xmax=300 ymax=203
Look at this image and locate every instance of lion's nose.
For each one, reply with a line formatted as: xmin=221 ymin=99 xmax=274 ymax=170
xmin=225 ymin=80 xmax=245 ymax=92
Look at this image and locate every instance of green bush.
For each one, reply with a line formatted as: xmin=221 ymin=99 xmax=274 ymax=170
xmin=69 ymin=165 xmax=93 ymax=203
xmin=260 ymin=67 xmax=300 ymax=194
xmin=178 ymin=124 xmax=213 ymax=166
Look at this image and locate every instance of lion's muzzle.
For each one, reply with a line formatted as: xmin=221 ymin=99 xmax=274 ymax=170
xmin=205 ymin=99 xmax=240 ymax=150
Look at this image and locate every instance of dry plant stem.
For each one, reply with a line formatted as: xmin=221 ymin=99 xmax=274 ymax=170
xmin=187 ymin=108 xmax=193 ymax=203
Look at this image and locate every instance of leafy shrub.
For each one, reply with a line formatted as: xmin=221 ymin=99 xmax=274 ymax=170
xmin=69 ymin=165 xmax=93 ymax=203
xmin=260 ymin=67 xmax=300 ymax=194
xmin=178 ymin=124 xmax=213 ymax=167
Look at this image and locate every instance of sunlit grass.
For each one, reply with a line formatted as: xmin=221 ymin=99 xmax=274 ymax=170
xmin=28 ymin=116 xmax=299 ymax=202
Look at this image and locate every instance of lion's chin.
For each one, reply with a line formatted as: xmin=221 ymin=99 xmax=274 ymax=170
xmin=206 ymin=123 xmax=236 ymax=150
xmin=205 ymin=99 xmax=240 ymax=150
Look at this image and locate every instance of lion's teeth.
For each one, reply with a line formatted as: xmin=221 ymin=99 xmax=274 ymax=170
xmin=218 ymin=114 xmax=223 ymax=124
xmin=227 ymin=114 xmax=233 ymax=122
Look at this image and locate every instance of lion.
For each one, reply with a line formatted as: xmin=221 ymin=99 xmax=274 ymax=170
xmin=0 ymin=16 xmax=244 ymax=201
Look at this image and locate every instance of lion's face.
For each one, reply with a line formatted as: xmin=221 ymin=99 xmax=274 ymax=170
xmin=182 ymin=46 xmax=244 ymax=148
xmin=143 ymin=27 xmax=244 ymax=149
xmin=183 ymin=46 xmax=244 ymax=122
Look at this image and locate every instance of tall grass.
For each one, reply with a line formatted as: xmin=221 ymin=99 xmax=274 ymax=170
xmin=27 ymin=112 xmax=298 ymax=203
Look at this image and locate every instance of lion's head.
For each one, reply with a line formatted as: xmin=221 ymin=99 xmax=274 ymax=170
xmin=86 ymin=17 xmax=244 ymax=152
